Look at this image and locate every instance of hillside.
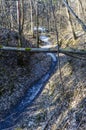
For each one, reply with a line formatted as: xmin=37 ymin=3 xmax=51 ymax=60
xmin=13 ymin=31 xmax=86 ymax=130
xmin=0 ymin=29 xmax=51 ymax=117
xmin=0 ymin=0 xmax=86 ymax=129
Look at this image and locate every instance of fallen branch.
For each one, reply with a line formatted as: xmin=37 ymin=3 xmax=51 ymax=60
xmin=63 ymin=52 xmax=86 ymax=60
xmin=0 ymin=46 xmax=86 ymax=55
xmin=59 ymin=48 xmax=86 ymax=55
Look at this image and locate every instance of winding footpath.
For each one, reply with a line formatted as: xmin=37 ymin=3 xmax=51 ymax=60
xmin=0 ymin=35 xmax=57 ymax=130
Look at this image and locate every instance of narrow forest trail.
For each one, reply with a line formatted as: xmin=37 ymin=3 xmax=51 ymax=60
xmin=0 ymin=30 xmax=85 ymax=130
xmin=14 ymin=30 xmax=86 ymax=130
xmin=0 ymin=34 xmax=58 ymax=130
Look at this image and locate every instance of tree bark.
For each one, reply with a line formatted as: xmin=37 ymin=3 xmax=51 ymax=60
xmin=36 ymin=1 xmax=39 ymax=48
xmin=66 ymin=0 xmax=77 ymax=40
xmin=0 ymin=46 xmax=86 ymax=55
xmin=10 ymin=2 xmax=13 ymax=29
xmin=30 ymin=0 xmax=34 ymax=35
xmin=16 ymin=0 xmax=24 ymax=47
xmin=63 ymin=0 xmax=86 ymax=32
xmin=78 ymin=0 xmax=85 ymax=20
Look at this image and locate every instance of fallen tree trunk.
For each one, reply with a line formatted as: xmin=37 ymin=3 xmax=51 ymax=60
xmin=63 ymin=0 xmax=86 ymax=32
xmin=0 ymin=45 xmax=86 ymax=55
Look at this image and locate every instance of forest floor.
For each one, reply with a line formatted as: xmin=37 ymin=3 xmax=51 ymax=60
xmin=0 ymin=29 xmax=86 ymax=130
xmin=14 ymin=30 xmax=86 ymax=130
xmin=0 ymin=29 xmax=51 ymax=117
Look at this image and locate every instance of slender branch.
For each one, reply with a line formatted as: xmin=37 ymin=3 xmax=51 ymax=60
xmin=64 ymin=52 xmax=86 ymax=60
xmin=63 ymin=0 xmax=86 ymax=32
xmin=50 ymin=0 xmax=64 ymax=92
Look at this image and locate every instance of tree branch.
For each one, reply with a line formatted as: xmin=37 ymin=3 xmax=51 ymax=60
xmin=63 ymin=0 xmax=86 ymax=32
xmin=0 ymin=46 xmax=86 ymax=55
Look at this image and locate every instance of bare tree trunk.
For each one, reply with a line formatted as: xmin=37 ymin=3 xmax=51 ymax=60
xmin=30 ymin=0 xmax=34 ymax=35
xmin=50 ymin=0 xmax=58 ymax=42
xmin=16 ymin=1 xmax=19 ymax=27
xmin=21 ymin=0 xmax=24 ymax=33
xmin=16 ymin=0 xmax=24 ymax=65
xmin=10 ymin=2 xmax=13 ymax=30
xmin=16 ymin=0 xmax=24 ymax=47
xmin=1 ymin=0 xmax=6 ymax=27
xmin=16 ymin=0 xmax=20 ymax=46
xmin=66 ymin=0 xmax=77 ymax=40
xmin=46 ymin=5 xmax=49 ymax=30
xmin=50 ymin=0 xmax=64 ymax=92
xmin=36 ymin=1 xmax=39 ymax=48
xmin=63 ymin=0 xmax=86 ymax=32
xmin=44 ymin=1 xmax=50 ymax=31
xmin=78 ymin=0 xmax=85 ymax=20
